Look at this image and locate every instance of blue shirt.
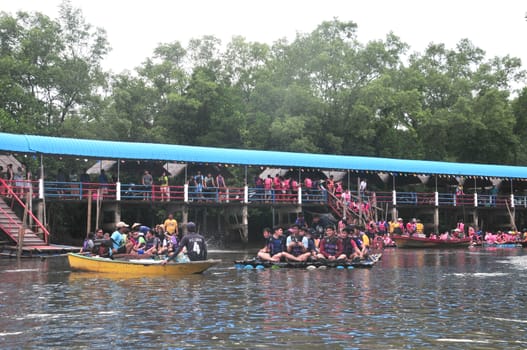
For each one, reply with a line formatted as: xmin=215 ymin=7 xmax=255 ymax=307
xmin=110 ymin=230 xmax=123 ymax=250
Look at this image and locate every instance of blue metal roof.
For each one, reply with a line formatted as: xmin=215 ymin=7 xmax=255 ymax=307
xmin=1 ymin=132 xmax=526 ymax=179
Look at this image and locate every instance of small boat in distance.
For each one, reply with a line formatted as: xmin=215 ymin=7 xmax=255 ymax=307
xmin=67 ymin=253 xmax=220 ymax=276
xmin=392 ymin=235 xmax=472 ymax=249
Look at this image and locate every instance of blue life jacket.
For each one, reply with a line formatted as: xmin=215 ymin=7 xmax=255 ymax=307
xmin=269 ymin=236 xmax=284 ymax=256
xmin=352 ymin=237 xmax=363 ymax=250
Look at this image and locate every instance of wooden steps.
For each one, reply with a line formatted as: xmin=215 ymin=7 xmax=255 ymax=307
xmin=0 ymin=197 xmax=47 ymax=247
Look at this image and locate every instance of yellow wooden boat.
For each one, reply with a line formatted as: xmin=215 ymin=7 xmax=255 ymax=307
xmin=67 ymin=253 xmax=220 ymax=276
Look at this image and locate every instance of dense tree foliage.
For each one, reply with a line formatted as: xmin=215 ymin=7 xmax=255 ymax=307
xmin=1 ymin=4 xmax=526 ymax=168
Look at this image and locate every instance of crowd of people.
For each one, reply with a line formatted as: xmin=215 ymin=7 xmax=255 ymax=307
xmin=0 ymin=163 xmax=32 ymax=197
xmin=254 ymin=212 xmax=527 ymax=264
xmin=80 ymin=213 xmax=208 ymax=263
xmin=382 ymin=216 xmax=527 ymax=246
xmin=256 ymin=214 xmax=379 ymax=264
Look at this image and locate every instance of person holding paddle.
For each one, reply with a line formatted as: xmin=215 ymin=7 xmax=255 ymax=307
xmin=162 ymin=222 xmax=207 ymax=264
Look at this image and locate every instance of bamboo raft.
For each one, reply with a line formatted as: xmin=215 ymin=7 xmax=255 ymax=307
xmin=235 ymin=253 xmax=382 ymax=269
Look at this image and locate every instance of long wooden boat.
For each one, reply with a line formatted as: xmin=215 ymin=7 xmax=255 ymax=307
xmin=392 ymin=235 xmax=472 ymax=248
xmin=235 ymin=253 xmax=382 ymax=269
xmin=67 ymin=253 xmax=220 ymax=276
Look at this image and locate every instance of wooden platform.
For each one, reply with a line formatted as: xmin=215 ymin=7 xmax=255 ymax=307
xmin=0 ymin=244 xmax=81 ymax=258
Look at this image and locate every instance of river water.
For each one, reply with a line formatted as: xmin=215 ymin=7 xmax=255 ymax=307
xmin=1 ymin=247 xmax=526 ymax=349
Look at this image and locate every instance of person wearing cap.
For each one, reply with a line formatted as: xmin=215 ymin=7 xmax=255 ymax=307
xmin=110 ymin=221 xmax=129 ymax=255
xmin=132 ymin=222 xmax=151 ymax=235
xmin=164 ymin=222 xmax=207 ymax=263
xmin=393 ymin=218 xmax=404 ymax=235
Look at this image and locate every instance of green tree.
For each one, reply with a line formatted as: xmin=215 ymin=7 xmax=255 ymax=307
xmin=0 ymin=1 xmax=109 ymax=136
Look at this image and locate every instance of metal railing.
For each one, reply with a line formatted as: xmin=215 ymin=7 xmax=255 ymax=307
xmin=2 ymin=180 xmax=525 ymax=209
xmin=0 ymin=178 xmax=50 ymax=244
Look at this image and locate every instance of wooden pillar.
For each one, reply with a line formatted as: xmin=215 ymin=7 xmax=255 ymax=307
xmin=241 ymin=204 xmax=249 ymax=243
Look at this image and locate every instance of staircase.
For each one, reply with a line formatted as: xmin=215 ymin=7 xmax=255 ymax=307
xmin=327 ymin=192 xmax=381 ymax=224
xmin=0 ymin=198 xmax=47 ymax=247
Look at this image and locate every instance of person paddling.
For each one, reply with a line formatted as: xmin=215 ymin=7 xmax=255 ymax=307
xmin=163 ymin=222 xmax=207 ymax=264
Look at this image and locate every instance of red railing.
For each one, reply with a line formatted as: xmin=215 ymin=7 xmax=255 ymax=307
xmin=0 ymin=178 xmax=50 ymax=244
xmin=0 ymin=205 xmax=23 ymax=243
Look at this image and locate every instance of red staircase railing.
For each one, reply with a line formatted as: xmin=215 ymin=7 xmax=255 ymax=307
xmin=0 ymin=178 xmax=50 ymax=244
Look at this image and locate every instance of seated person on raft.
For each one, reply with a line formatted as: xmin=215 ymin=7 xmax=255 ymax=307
xmin=285 ymin=224 xmax=312 ymax=262
xmin=257 ymin=227 xmax=272 ymax=257
xmin=351 ymin=225 xmax=369 ymax=259
xmin=316 ymin=226 xmax=344 ymax=261
xmin=257 ymin=226 xmax=296 ymax=262
xmin=339 ymin=226 xmax=362 ymax=261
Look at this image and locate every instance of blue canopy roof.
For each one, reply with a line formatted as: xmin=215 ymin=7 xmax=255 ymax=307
xmin=1 ymin=132 xmax=526 ymax=179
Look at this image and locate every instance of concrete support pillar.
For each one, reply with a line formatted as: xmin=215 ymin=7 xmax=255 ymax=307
xmin=244 ymin=185 xmax=249 ymax=204
xmin=203 ymin=207 xmax=207 ymax=233
xmin=241 ymin=205 xmax=249 ymax=244
xmin=37 ymin=200 xmax=45 ymax=228
xmin=473 ymin=209 xmax=479 ymax=230
xmin=434 ymin=206 xmax=439 ymax=233
xmin=182 ymin=205 xmax=189 ymax=235
xmin=116 ymin=182 xmax=121 ymax=201
xmin=38 ymin=178 xmax=44 ymax=199
xmin=113 ymin=202 xmax=121 ymax=225
xmin=392 ymin=207 xmax=397 ymax=223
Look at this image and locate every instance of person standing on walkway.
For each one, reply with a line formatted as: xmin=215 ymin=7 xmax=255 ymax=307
xmin=159 ymin=171 xmax=169 ymax=201
xmin=142 ymin=170 xmax=153 ymax=200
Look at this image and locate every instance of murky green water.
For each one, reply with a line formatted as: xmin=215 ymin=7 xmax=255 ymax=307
xmin=1 ymin=248 xmax=526 ymax=349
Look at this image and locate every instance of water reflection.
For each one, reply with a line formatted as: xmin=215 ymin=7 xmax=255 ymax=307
xmin=0 ymin=248 xmax=526 ymax=349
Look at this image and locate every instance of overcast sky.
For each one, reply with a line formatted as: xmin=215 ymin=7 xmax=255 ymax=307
xmin=1 ymin=0 xmax=526 ymax=74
